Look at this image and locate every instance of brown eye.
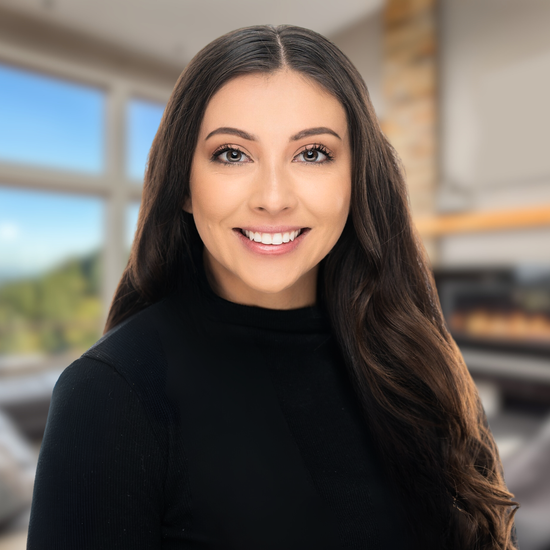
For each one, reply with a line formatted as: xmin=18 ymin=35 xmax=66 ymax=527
xmin=226 ymin=150 xmax=244 ymax=162
xmin=211 ymin=146 xmax=251 ymax=165
xmin=294 ymin=145 xmax=333 ymax=164
xmin=304 ymin=149 xmax=319 ymax=162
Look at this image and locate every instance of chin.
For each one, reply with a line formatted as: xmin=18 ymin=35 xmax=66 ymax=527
xmin=236 ymin=266 xmax=302 ymax=292
xmin=244 ymin=279 xmax=297 ymax=296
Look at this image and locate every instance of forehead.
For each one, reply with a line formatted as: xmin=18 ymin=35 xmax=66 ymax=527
xmin=200 ymin=70 xmax=348 ymax=138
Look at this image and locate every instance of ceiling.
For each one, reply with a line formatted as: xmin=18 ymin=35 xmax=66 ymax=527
xmin=0 ymin=0 xmax=383 ymax=66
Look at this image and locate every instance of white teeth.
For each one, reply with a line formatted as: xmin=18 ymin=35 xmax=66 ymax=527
xmin=242 ymin=228 xmax=303 ymax=245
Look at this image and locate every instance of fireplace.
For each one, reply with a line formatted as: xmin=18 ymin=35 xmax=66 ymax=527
xmin=433 ymin=266 xmax=550 ymax=356
xmin=433 ymin=265 xmax=550 ymax=411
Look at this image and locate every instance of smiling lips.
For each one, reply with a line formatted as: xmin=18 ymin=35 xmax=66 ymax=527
xmin=240 ymin=228 xmax=303 ymax=245
xmin=233 ymin=227 xmax=310 ymax=254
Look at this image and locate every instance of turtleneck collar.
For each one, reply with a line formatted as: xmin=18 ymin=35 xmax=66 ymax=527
xmin=180 ymin=236 xmax=332 ymax=334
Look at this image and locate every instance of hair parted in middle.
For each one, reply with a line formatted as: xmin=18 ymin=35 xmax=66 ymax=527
xmin=105 ymin=24 xmax=518 ymax=549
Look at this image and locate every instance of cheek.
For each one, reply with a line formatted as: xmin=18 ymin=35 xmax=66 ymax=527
xmin=190 ymin=174 xmax=242 ymax=227
xmin=306 ymin=179 xmax=351 ymax=226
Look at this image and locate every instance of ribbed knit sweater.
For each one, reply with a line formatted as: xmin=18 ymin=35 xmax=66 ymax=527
xmin=27 ymin=242 xmax=412 ymax=549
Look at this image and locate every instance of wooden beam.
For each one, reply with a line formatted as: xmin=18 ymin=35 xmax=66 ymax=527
xmin=414 ymin=205 xmax=550 ymax=236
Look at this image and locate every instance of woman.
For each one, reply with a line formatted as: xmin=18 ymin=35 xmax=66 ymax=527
xmin=27 ymin=24 xmax=518 ymax=549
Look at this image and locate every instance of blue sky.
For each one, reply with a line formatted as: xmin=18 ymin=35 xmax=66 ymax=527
xmin=127 ymin=99 xmax=165 ymax=181
xmin=0 ymin=63 xmax=105 ymax=172
xmin=0 ymin=187 xmax=141 ymax=284
xmin=0 ymin=63 xmax=163 ymax=284
xmin=0 ymin=187 xmax=103 ymax=283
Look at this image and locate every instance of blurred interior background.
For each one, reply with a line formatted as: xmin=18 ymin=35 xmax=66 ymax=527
xmin=0 ymin=0 xmax=549 ymax=548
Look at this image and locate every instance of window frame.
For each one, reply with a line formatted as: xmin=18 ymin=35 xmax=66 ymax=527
xmin=0 ymin=47 xmax=172 ymax=352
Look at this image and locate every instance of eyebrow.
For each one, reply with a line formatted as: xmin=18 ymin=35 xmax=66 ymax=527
xmin=204 ymin=126 xmax=342 ymax=142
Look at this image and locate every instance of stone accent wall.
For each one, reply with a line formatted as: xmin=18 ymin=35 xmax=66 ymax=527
xmin=381 ymin=0 xmax=438 ymax=257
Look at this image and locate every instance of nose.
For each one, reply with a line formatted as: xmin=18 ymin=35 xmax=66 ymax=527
xmin=248 ymin=161 xmax=298 ymax=215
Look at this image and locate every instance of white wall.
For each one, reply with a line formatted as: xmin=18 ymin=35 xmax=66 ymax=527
xmin=439 ymin=0 xmax=550 ymax=265
xmin=330 ymin=9 xmax=384 ymax=120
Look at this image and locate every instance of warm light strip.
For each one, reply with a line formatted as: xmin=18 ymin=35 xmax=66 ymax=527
xmin=414 ymin=205 xmax=550 ymax=237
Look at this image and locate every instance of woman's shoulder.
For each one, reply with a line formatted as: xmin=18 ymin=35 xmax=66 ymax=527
xmin=30 ymin=306 xmax=174 ymax=548
xmin=55 ymin=298 xmax=178 ymax=427
xmin=83 ymin=298 xmax=168 ymax=369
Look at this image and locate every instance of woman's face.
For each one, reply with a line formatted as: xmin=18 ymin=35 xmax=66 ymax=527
xmin=185 ymin=69 xmax=352 ymax=309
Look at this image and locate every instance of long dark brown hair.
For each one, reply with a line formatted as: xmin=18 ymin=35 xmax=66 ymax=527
xmin=105 ymin=24 xmax=518 ymax=549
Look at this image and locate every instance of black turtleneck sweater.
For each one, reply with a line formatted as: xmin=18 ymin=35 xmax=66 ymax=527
xmin=27 ymin=243 xmax=412 ymax=549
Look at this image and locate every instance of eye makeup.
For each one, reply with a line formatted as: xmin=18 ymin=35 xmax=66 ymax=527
xmin=295 ymin=144 xmax=334 ymax=164
xmin=210 ymin=144 xmax=251 ymax=165
xmin=210 ymin=143 xmax=335 ymax=166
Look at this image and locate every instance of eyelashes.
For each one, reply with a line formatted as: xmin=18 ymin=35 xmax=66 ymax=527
xmin=210 ymin=143 xmax=335 ymax=166
xmin=298 ymin=144 xmax=334 ymax=164
xmin=211 ymin=145 xmax=252 ymax=165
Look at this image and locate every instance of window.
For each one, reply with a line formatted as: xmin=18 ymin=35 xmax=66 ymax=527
xmin=0 ymin=63 xmax=105 ymax=174
xmin=126 ymin=201 xmax=140 ymax=258
xmin=126 ymin=98 xmax=165 ymax=182
xmin=0 ymin=187 xmax=103 ymax=363
xmin=0 ymin=60 xmax=167 ymax=375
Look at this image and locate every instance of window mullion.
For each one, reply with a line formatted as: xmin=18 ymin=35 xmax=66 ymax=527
xmin=102 ymin=83 xmax=129 ymax=331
